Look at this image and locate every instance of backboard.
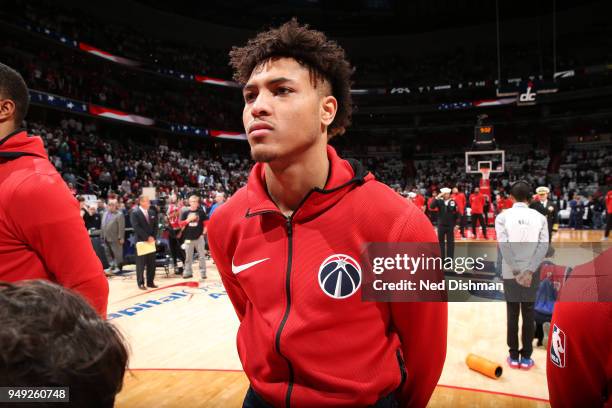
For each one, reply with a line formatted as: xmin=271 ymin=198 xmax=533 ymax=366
xmin=465 ymin=150 xmax=505 ymax=174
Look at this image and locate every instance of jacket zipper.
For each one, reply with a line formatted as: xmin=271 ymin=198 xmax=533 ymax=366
xmin=396 ymin=349 xmax=407 ymax=391
xmin=275 ymin=216 xmax=295 ymax=408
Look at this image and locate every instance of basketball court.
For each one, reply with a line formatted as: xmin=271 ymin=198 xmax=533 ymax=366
xmin=110 ymin=229 xmax=604 ymax=408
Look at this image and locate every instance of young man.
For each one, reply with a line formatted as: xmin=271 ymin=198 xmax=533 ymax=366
xmin=0 ymin=63 xmax=108 ymax=316
xmin=208 ymin=20 xmax=447 ymax=408
xmin=495 ymin=181 xmax=548 ymax=370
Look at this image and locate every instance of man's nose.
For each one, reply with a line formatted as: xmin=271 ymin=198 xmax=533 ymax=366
xmin=250 ymin=92 xmax=271 ymax=118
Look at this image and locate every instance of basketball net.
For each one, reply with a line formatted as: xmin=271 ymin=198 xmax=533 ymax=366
xmin=480 ymin=168 xmax=490 ymax=181
xmin=479 ymin=168 xmax=491 ymax=198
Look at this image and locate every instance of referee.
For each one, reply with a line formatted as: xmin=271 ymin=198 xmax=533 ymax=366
xmin=495 ymin=181 xmax=548 ymax=370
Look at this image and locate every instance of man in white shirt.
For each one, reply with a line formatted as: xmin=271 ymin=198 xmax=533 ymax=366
xmin=495 ymin=181 xmax=548 ymax=371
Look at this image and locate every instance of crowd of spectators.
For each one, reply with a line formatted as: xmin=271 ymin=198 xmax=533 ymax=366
xmin=1 ymin=37 xmax=242 ymax=130
xmin=28 ymin=117 xmax=610 ymax=217
xmin=560 ymin=146 xmax=612 ymax=190
xmin=29 ymin=119 xmax=251 ymax=204
xmin=2 ymin=0 xmax=233 ymax=79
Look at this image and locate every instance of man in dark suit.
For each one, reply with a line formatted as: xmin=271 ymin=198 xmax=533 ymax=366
xmin=130 ymin=195 xmax=158 ymax=290
xmin=529 ymin=186 xmax=558 ymax=242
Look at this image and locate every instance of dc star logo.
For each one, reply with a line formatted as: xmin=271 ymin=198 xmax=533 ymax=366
xmin=318 ymin=254 xmax=362 ymax=299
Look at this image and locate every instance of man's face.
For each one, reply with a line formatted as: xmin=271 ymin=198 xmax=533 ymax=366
xmin=140 ymin=197 xmax=151 ymax=210
xmin=452 ymin=188 xmax=458 ymax=194
xmin=442 ymin=192 xmax=450 ymax=200
xmin=87 ymin=206 xmax=96 ymax=215
xmin=189 ymin=197 xmax=199 ymax=210
xmin=474 ymin=188 xmax=480 ymax=194
xmin=242 ymin=57 xmax=336 ymax=163
xmin=215 ymin=194 xmax=224 ymax=204
xmin=539 ymin=192 xmax=548 ymax=201
xmin=108 ymin=202 xmax=117 ymax=212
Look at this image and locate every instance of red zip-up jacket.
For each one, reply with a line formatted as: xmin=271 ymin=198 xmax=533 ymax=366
xmin=546 ymin=249 xmax=612 ymax=408
xmin=208 ymin=146 xmax=447 ymax=408
xmin=0 ymin=129 xmax=108 ymax=316
xmin=451 ymin=192 xmax=466 ymax=215
xmin=414 ymin=194 xmax=425 ymax=212
xmin=469 ymin=193 xmax=485 ymax=214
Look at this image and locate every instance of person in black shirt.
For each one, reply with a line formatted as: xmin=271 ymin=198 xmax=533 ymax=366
xmin=83 ymin=205 xmax=101 ymax=231
xmin=431 ymin=187 xmax=460 ymax=262
xmin=179 ymin=195 xmax=208 ymax=280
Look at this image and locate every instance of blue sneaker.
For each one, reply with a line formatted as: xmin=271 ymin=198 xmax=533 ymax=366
xmin=507 ymin=356 xmax=519 ymax=369
xmin=519 ymin=357 xmax=535 ymax=370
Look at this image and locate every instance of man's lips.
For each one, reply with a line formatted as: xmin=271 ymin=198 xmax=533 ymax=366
xmin=248 ymin=122 xmax=273 ymax=136
xmin=249 ymin=128 xmax=272 ymax=138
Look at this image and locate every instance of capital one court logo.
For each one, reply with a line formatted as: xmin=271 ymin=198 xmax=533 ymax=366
xmin=550 ymin=324 xmax=566 ymax=368
xmin=318 ymin=254 xmax=362 ymax=299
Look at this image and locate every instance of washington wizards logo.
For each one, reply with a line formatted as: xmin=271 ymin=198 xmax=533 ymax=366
xmin=318 ymin=254 xmax=362 ymax=299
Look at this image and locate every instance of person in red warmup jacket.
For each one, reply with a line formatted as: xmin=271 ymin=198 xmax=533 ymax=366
xmin=605 ymin=189 xmax=612 ymax=240
xmin=0 ymin=63 xmax=108 ymax=316
xmin=208 ymin=20 xmax=447 ymax=408
xmin=469 ymin=187 xmax=487 ymax=238
xmin=546 ymin=248 xmax=612 ymax=407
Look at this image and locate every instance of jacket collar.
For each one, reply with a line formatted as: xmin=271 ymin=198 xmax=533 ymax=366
xmin=245 ymin=145 xmax=372 ymax=222
xmin=0 ymin=129 xmax=48 ymax=160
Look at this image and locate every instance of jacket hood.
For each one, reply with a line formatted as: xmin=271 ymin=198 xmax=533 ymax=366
xmin=246 ymin=145 xmax=374 ymax=221
xmin=0 ymin=129 xmax=48 ymax=160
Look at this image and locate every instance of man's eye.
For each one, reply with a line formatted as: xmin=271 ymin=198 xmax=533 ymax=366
xmin=275 ymin=87 xmax=292 ymax=95
xmin=244 ymin=93 xmax=255 ymax=102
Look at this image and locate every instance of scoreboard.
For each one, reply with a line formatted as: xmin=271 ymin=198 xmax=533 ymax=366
xmin=474 ymin=125 xmax=494 ymax=145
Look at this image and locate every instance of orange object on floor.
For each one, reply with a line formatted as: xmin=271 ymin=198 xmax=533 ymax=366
xmin=466 ymin=353 xmax=503 ymax=379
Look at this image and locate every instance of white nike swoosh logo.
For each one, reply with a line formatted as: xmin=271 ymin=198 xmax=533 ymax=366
xmin=231 ymin=257 xmax=270 ymax=274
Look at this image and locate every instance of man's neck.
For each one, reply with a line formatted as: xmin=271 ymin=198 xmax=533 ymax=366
xmin=265 ymin=143 xmax=329 ymax=217
xmin=0 ymin=124 xmax=19 ymax=143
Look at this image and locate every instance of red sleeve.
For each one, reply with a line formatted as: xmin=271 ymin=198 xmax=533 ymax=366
xmin=11 ymin=173 xmax=108 ymax=316
xmin=208 ymin=211 xmax=248 ymax=321
xmin=390 ymin=211 xmax=447 ymax=408
xmin=547 ymin=302 xmax=612 ymax=408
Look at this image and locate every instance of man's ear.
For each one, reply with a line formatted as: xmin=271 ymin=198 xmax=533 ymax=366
xmin=0 ymin=99 xmax=16 ymax=123
xmin=320 ymin=95 xmax=337 ymax=128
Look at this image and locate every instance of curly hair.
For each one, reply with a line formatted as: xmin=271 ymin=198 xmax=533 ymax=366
xmin=229 ymin=19 xmax=353 ymax=138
